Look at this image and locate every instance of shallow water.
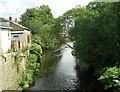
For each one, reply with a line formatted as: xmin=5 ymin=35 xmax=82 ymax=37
xmin=29 ymin=42 xmax=80 ymax=90
xmin=25 ymin=42 xmax=109 ymax=92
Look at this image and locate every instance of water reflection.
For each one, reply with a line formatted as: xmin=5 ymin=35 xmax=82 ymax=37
xmin=29 ymin=42 xmax=80 ymax=90
xmin=24 ymin=42 xmax=108 ymax=92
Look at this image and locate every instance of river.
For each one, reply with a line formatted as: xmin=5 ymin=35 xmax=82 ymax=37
xmin=26 ymin=42 xmax=106 ymax=92
xmin=27 ymin=42 xmax=80 ymax=91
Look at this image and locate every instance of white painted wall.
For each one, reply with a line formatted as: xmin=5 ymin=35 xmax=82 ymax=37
xmin=0 ymin=28 xmax=2 ymax=54
xmin=1 ymin=29 xmax=11 ymax=53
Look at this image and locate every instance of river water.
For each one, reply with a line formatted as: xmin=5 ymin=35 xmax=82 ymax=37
xmin=25 ymin=42 xmax=108 ymax=92
xmin=29 ymin=42 xmax=80 ymax=90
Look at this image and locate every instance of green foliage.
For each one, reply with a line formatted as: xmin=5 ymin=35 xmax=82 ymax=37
xmin=27 ymin=54 xmax=40 ymax=72
xmin=20 ymin=5 xmax=64 ymax=50
xmin=62 ymin=2 xmax=120 ymax=91
xmin=14 ymin=54 xmax=21 ymax=72
xmin=98 ymin=67 xmax=120 ymax=91
xmin=19 ymin=43 xmax=42 ymax=89
xmin=19 ymin=72 xmax=33 ymax=89
xmin=28 ymin=54 xmax=38 ymax=63
xmin=14 ymin=53 xmax=21 ymax=62
xmin=32 ymin=35 xmax=43 ymax=46
xmin=27 ymin=62 xmax=40 ymax=72
xmin=19 ymin=54 xmax=40 ymax=89
xmin=30 ymin=43 xmax=42 ymax=55
xmin=36 ymin=51 xmax=58 ymax=77
xmin=68 ymin=2 xmax=119 ymax=69
xmin=30 ymin=43 xmax=43 ymax=62
xmin=20 ymin=5 xmax=54 ymax=34
xmin=8 ymin=48 xmax=13 ymax=53
xmin=19 ymin=4 xmax=64 ymax=90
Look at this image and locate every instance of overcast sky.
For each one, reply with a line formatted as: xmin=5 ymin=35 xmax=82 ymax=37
xmin=0 ymin=0 xmax=93 ymax=20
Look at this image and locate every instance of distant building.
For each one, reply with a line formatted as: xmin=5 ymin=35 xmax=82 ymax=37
xmin=0 ymin=17 xmax=31 ymax=53
xmin=9 ymin=18 xmax=31 ymax=51
xmin=60 ymin=30 xmax=68 ymax=37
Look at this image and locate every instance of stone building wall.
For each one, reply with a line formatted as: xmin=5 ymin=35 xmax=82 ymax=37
xmin=0 ymin=52 xmax=27 ymax=92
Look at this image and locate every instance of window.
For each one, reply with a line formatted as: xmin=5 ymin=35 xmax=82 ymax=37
xmin=14 ymin=35 xmax=19 ymax=37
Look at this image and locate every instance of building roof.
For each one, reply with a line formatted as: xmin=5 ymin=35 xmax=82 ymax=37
xmin=0 ymin=26 xmax=12 ymax=29
xmin=10 ymin=20 xmax=29 ymax=30
xmin=0 ymin=17 xmax=30 ymax=31
xmin=11 ymin=30 xmax=31 ymax=34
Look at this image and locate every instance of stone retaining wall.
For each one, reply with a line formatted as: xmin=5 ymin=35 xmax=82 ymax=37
xmin=0 ymin=52 xmax=27 ymax=92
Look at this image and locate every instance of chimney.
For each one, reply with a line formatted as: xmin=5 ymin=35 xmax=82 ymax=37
xmin=15 ymin=18 xmax=17 ymax=22
xmin=9 ymin=17 xmax=12 ymax=21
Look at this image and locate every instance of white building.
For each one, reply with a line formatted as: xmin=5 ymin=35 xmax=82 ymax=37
xmin=0 ymin=26 xmax=12 ymax=53
xmin=0 ymin=17 xmax=31 ymax=53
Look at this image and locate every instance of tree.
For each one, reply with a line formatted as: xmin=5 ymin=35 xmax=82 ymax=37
xmin=20 ymin=5 xmax=54 ymax=34
xmin=66 ymin=2 xmax=120 ymax=91
xmin=20 ymin=5 xmax=63 ymax=50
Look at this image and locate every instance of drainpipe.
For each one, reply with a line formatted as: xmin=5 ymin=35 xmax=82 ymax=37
xmin=0 ymin=28 xmax=2 ymax=56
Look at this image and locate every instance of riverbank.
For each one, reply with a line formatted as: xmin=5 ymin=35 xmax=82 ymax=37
xmin=23 ymin=42 xmax=80 ymax=90
xmin=20 ymin=44 xmax=63 ymax=91
xmin=21 ymin=42 xmax=111 ymax=92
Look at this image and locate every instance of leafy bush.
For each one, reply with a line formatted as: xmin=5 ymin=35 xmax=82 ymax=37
xmin=8 ymin=48 xmax=13 ymax=53
xmin=32 ymin=35 xmax=44 ymax=47
xmin=27 ymin=62 xmax=40 ymax=72
xmin=27 ymin=54 xmax=40 ymax=72
xmin=28 ymin=54 xmax=38 ymax=63
xmin=30 ymin=43 xmax=42 ymax=55
xmin=19 ymin=54 xmax=41 ymax=89
xmin=30 ymin=43 xmax=43 ymax=62
xmin=65 ymin=3 xmax=120 ymax=91
xmin=98 ymin=66 xmax=120 ymax=91
xmin=19 ymin=72 xmax=33 ymax=89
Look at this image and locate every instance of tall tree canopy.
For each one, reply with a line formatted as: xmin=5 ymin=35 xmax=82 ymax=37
xmin=20 ymin=5 xmax=63 ymax=50
xmin=20 ymin=5 xmax=54 ymax=34
xmin=62 ymin=2 xmax=120 ymax=91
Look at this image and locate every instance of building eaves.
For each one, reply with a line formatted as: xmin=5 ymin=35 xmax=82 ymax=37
xmin=0 ymin=26 xmax=12 ymax=30
xmin=0 ymin=17 xmax=30 ymax=30
xmin=10 ymin=21 xmax=30 ymax=30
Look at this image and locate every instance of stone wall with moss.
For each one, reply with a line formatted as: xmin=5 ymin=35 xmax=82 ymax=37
xmin=0 ymin=52 xmax=27 ymax=92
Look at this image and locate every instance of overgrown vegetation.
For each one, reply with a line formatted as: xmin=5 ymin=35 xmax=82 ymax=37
xmin=18 ymin=2 xmax=120 ymax=91
xmin=19 ymin=53 xmax=41 ymax=89
xmin=36 ymin=51 xmax=58 ymax=77
xmin=19 ymin=5 xmax=64 ymax=90
xmin=20 ymin=5 xmax=65 ymax=50
xmin=8 ymin=48 xmax=13 ymax=53
xmin=61 ymin=2 xmax=120 ymax=91
xmin=98 ymin=66 xmax=120 ymax=91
